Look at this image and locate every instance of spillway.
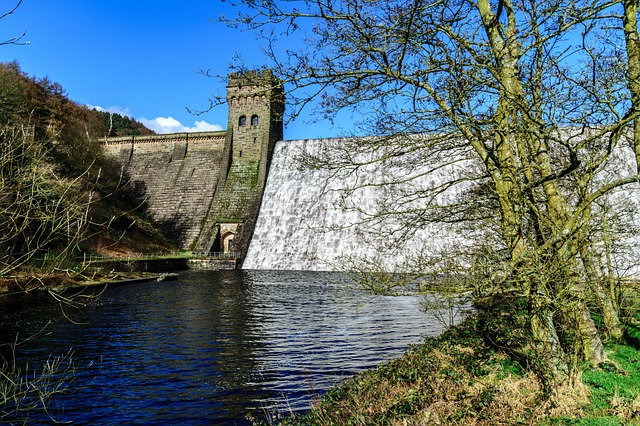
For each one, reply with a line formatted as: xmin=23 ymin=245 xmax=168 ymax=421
xmin=243 ymin=136 xmax=640 ymax=273
xmin=242 ymin=138 xmax=469 ymax=271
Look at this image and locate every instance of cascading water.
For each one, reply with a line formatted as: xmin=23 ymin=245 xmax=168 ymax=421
xmin=243 ymin=135 xmax=640 ymax=273
xmin=243 ymin=138 xmax=473 ymax=271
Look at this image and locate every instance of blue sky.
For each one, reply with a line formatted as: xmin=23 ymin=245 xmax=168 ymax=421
xmin=0 ymin=0 xmax=340 ymax=139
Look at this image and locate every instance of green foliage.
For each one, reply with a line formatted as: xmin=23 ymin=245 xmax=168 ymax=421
xmin=582 ymin=344 xmax=640 ymax=417
xmin=542 ymin=340 xmax=640 ymax=425
xmin=0 ymin=61 xmax=32 ymax=124
xmin=96 ymin=110 xmax=154 ymax=137
xmin=627 ymin=322 xmax=640 ymax=348
xmin=475 ymin=292 xmax=532 ymax=357
xmin=621 ymin=286 xmax=640 ymax=346
xmin=542 ymin=417 xmax=628 ymax=425
xmin=0 ymin=61 xmax=169 ymax=277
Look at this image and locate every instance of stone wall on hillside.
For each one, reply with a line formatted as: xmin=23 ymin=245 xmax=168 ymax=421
xmin=102 ymin=132 xmax=227 ymax=249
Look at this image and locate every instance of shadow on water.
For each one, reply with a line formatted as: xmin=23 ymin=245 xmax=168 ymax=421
xmin=0 ymin=270 xmax=451 ymax=425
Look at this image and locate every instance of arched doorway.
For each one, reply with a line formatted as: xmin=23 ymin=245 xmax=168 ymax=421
xmin=217 ymin=223 xmax=239 ymax=255
xmin=221 ymin=232 xmax=235 ymax=254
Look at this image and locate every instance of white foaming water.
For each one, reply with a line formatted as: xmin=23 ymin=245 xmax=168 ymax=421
xmin=243 ymin=138 xmax=471 ymax=271
xmin=244 ymin=136 xmax=640 ymax=273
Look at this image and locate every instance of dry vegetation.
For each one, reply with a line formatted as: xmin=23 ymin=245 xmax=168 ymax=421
xmin=257 ymin=314 xmax=640 ymax=425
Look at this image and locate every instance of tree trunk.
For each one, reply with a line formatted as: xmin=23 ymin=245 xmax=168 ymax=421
xmin=529 ymin=283 xmax=569 ymax=384
xmin=580 ymin=243 xmax=624 ymax=341
xmin=574 ymin=299 xmax=607 ymax=362
xmin=623 ymin=0 xmax=640 ymax=172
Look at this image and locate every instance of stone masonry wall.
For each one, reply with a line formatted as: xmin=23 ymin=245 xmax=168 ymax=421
xmin=102 ymin=132 xmax=227 ymax=249
xmin=192 ymin=70 xmax=284 ymax=261
xmin=101 ymin=70 xmax=283 ymax=260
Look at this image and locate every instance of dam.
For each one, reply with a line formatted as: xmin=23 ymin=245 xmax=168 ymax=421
xmin=102 ymin=71 xmax=640 ymax=273
xmin=103 ymin=69 xmax=284 ymax=263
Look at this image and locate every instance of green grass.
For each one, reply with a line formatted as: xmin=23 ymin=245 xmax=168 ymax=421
xmin=575 ymin=343 xmax=640 ymax=425
xmin=250 ymin=314 xmax=640 ymax=426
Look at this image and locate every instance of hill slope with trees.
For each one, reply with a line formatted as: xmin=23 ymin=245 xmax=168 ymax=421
xmin=0 ymin=61 xmax=175 ymax=286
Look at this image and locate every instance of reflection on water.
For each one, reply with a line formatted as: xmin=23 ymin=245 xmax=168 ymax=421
xmin=0 ymin=270 xmax=450 ymax=424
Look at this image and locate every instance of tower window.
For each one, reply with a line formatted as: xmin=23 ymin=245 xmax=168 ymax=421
xmin=239 ymin=116 xmax=247 ymax=127
xmin=251 ymin=115 xmax=259 ymax=126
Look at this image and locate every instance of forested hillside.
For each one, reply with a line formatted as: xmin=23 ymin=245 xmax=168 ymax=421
xmin=0 ymin=61 xmax=174 ymax=283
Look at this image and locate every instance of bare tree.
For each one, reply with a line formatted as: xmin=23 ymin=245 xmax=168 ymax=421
xmin=221 ymin=0 xmax=640 ymax=386
xmin=0 ymin=126 xmax=91 ymax=279
xmin=0 ymin=1 xmax=27 ymax=46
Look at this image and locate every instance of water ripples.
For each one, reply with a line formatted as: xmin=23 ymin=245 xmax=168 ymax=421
xmin=0 ymin=270 xmax=451 ymax=424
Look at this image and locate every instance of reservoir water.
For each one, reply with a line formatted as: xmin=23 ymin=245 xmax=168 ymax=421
xmin=0 ymin=270 xmax=448 ymax=424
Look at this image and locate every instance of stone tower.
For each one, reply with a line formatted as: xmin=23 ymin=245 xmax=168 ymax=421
xmin=193 ymin=70 xmax=284 ymax=263
xmin=226 ymin=69 xmax=284 ymax=185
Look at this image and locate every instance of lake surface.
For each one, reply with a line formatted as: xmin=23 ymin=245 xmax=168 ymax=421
xmin=0 ymin=270 xmax=449 ymax=424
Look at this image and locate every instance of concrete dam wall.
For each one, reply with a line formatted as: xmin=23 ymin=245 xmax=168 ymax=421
xmin=100 ymin=71 xmax=640 ymax=273
xmin=102 ymin=132 xmax=640 ymax=272
xmin=102 ymin=132 xmax=227 ymax=248
xmin=102 ymin=70 xmax=284 ymax=259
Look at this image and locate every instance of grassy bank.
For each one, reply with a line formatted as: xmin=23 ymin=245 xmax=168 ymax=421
xmin=257 ymin=317 xmax=640 ymax=425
